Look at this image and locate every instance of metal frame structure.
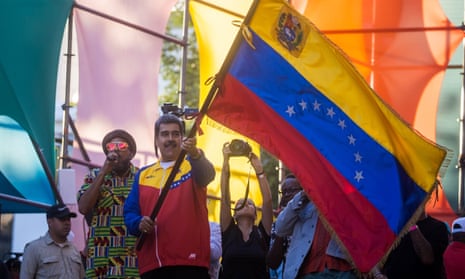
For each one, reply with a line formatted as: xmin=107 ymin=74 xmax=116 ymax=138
xmin=58 ymin=1 xmax=190 ymax=171
xmin=57 ymin=0 xmax=465 ymax=213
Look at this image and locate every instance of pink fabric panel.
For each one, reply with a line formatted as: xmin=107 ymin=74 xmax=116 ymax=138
xmin=71 ymin=0 xmax=176 ymax=251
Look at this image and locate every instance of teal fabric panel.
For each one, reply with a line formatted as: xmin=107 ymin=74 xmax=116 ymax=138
xmin=0 ymin=0 xmax=73 ymax=212
xmin=0 ymin=116 xmax=54 ymax=213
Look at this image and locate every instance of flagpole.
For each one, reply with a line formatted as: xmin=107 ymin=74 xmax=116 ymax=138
xmin=136 ymin=77 xmax=221 ymax=251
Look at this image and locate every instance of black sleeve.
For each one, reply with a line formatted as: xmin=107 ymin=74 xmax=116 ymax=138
xmin=189 ymin=149 xmax=215 ymax=186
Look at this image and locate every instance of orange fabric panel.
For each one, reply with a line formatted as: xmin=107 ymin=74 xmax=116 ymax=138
xmin=426 ymin=183 xmax=458 ymax=227
xmin=302 ymin=0 xmax=462 ymax=223
xmin=303 ymin=0 xmax=463 ymax=140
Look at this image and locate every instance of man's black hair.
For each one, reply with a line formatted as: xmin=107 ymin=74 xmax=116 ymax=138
xmin=154 ymin=113 xmax=185 ymax=157
xmin=155 ymin=113 xmax=185 ymax=136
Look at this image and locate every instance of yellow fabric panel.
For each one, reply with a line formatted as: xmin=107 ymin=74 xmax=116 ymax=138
xmin=190 ymin=0 xmax=264 ymax=222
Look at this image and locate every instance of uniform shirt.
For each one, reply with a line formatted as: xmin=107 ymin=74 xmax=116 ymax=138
xmin=20 ymin=231 xmax=85 ymax=279
xmin=77 ymin=164 xmax=140 ymax=279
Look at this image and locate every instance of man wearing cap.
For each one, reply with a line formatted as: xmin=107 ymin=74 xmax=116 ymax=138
xmin=443 ymin=216 xmax=465 ymax=279
xmin=20 ymin=204 xmax=84 ymax=279
xmin=77 ymin=129 xmax=140 ymax=278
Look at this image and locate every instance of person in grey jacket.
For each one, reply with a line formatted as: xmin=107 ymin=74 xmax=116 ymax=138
xmin=274 ymin=190 xmax=356 ymax=279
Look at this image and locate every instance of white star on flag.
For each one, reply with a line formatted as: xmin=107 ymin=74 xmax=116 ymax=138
xmin=338 ymin=119 xmax=346 ymax=129
xmin=326 ymin=107 xmax=336 ymax=118
xmin=354 ymin=152 xmax=363 ymax=163
xmin=286 ymin=105 xmax=296 ymax=117
xmin=348 ymin=134 xmax=357 ymax=145
xmin=313 ymin=100 xmax=321 ymax=111
xmin=354 ymin=170 xmax=365 ymax=182
xmin=299 ymin=99 xmax=308 ymax=111
xmin=285 ymin=97 xmax=367 ymax=185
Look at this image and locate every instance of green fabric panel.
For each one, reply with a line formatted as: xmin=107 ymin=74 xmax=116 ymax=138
xmin=0 ymin=0 xmax=73 ymax=172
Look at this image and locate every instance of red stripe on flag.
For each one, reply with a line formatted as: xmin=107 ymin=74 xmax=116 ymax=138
xmin=208 ymin=74 xmax=397 ymax=268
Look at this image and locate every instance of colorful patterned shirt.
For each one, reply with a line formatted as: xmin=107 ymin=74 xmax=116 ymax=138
xmin=77 ymin=164 xmax=140 ymax=279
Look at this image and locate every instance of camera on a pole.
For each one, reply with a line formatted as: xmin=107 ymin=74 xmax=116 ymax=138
xmin=161 ymin=103 xmax=199 ymax=119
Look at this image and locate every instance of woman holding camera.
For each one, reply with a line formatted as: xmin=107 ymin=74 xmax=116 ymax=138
xmin=219 ymin=141 xmax=273 ymax=279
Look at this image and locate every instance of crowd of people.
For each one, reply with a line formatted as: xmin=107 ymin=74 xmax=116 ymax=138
xmin=11 ymin=112 xmax=465 ymax=279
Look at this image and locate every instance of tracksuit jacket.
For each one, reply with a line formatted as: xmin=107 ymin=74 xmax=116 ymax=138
xmin=124 ymin=152 xmax=215 ymax=275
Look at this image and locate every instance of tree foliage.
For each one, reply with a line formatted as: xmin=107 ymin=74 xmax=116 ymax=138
xmin=159 ymin=2 xmax=199 ymax=109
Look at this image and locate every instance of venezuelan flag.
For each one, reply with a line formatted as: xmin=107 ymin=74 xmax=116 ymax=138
xmin=205 ymin=0 xmax=449 ymax=272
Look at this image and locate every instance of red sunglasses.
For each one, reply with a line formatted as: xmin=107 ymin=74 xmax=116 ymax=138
xmin=106 ymin=141 xmax=129 ymax=152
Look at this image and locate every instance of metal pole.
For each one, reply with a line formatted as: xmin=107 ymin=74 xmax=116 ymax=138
xmin=59 ymin=10 xmax=74 ymax=170
xmin=74 ymin=2 xmax=185 ymax=46
xmin=458 ymin=6 xmax=465 ymax=212
xmin=458 ymin=87 xmax=464 ymax=213
xmin=278 ymin=160 xmax=284 ymax=203
xmin=178 ymin=0 xmax=190 ymax=109
xmin=0 ymin=194 xmax=51 ymax=211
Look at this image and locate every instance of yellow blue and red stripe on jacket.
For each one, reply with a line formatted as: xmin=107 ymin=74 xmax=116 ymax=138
xmin=124 ymin=153 xmax=215 ymax=275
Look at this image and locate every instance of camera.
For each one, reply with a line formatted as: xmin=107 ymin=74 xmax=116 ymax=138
xmin=161 ymin=103 xmax=198 ymax=119
xmin=229 ymin=139 xmax=252 ymax=157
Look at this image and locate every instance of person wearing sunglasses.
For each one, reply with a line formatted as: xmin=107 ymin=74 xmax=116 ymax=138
xmin=77 ymin=129 xmax=140 ymax=278
xmin=124 ymin=113 xmax=215 ymax=279
xmin=267 ymin=174 xmax=302 ymax=279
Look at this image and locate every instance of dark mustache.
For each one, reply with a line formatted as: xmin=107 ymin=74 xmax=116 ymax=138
xmin=107 ymin=153 xmax=119 ymax=161
xmin=164 ymin=141 xmax=177 ymax=148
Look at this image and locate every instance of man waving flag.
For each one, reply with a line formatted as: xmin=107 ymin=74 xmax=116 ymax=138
xmin=199 ymin=0 xmax=449 ymax=272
